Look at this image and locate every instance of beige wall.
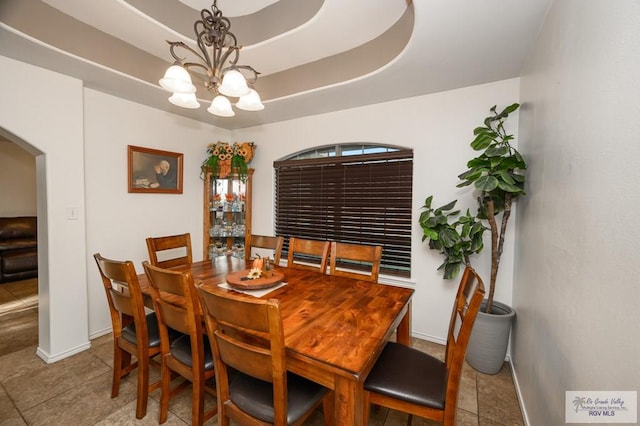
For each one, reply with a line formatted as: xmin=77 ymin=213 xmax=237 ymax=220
xmin=1 ymin=53 xmax=521 ymax=360
xmin=0 ymin=139 xmax=36 ymax=216
xmin=514 ymin=0 xmax=640 ymax=424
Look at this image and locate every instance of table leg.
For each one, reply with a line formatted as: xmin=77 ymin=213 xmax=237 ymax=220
xmin=334 ymin=375 xmax=365 ymax=425
xmin=395 ymin=300 xmax=412 ymax=346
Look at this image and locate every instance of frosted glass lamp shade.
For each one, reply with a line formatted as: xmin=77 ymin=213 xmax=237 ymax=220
xmin=207 ymin=95 xmax=235 ymax=117
xmin=168 ymin=92 xmax=200 ymax=109
xmin=218 ymin=69 xmax=250 ymax=97
xmin=159 ymin=65 xmax=196 ymax=93
xmin=236 ymin=89 xmax=264 ymax=111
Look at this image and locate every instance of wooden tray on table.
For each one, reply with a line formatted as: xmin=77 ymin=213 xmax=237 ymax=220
xmin=226 ymin=269 xmax=284 ymax=290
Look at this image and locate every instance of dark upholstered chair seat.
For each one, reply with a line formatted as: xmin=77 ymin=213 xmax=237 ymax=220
xmin=364 ymin=341 xmax=447 ymax=410
xmin=170 ymin=334 xmax=215 ymax=371
xmin=121 ymin=312 xmax=160 ymax=347
xmin=230 ymin=371 xmax=329 ymax=424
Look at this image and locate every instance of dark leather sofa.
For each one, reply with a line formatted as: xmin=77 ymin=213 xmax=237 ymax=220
xmin=0 ymin=217 xmax=38 ymax=283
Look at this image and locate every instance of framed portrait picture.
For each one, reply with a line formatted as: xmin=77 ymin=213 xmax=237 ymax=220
xmin=128 ymin=145 xmax=183 ymax=194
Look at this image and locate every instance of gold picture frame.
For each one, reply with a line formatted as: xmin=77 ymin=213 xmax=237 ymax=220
xmin=128 ymin=145 xmax=183 ymax=194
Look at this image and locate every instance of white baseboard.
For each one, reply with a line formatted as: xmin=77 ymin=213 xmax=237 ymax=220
xmin=508 ymin=360 xmax=531 ymax=426
xmin=36 ymin=341 xmax=91 ymax=364
xmin=89 ymin=326 xmax=112 ymax=340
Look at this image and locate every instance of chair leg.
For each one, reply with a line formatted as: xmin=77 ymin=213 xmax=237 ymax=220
xmin=111 ymin=344 xmax=123 ymax=398
xmin=192 ymin=376 xmax=205 ymax=426
xmin=135 ymin=359 xmax=150 ymax=419
xmin=159 ymin=362 xmax=171 ymax=424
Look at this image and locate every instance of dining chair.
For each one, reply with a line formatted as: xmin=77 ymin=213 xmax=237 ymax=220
xmin=362 ymin=266 xmax=486 ymax=426
xmin=329 ymin=241 xmax=383 ymax=283
xmin=145 ymin=232 xmax=192 ymax=268
xmin=196 ymin=286 xmax=334 ymax=426
xmin=286 ymin=237 xmax=330 ymax=272
xmin=93 ymin=253 xmax=165 ymax=419
xmin=248 ymin=234 xmax=284 ymax=265
xmin=142 ymin=261 xmax=217 ymax=425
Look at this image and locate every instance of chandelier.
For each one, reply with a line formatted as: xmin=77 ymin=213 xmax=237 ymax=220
xmin=158 ymin=0 xmax=263 ymax=117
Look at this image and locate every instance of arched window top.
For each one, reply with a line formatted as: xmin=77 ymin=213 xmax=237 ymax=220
xmin=282 ymin=143 xmax=407 ymax=161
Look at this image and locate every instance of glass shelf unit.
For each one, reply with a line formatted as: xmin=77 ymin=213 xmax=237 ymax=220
xmin=203 ymin=169 xmax=253 ymax=260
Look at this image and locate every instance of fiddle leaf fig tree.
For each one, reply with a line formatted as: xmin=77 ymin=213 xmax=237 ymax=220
xmin=420 ymin=103 xmax=526 ymax=314
xmin=419 ymin=196 xmax=487 ymax=280
xmin=457 ymin=103 xmax=526 ymax=313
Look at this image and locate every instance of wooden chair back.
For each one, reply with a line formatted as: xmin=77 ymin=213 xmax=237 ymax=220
xmin=142 ymin=261 xmax=216 ymax=425
xmin=329 ymin=241 xmax=383 ymax=282
xmin=286 ymin=237 xmax=330 ymax=272
xmin=363 ymin=266 xmax=485 ymax=425
xmin=444 ymin=266 xmax=485 ymax=373
xmin=197 ymin=287 xmax=332 ymax=425
xmin=248 ymin=234 xmax=284 ymax=265
xmin=145 ymin=233 xmax=192 ymax=268
xmin=93 ymin=253 xmax=160 ymax=419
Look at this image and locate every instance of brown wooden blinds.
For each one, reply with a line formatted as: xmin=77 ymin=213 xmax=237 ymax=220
xmin=274 ymin=149 xmax=413 ymax=277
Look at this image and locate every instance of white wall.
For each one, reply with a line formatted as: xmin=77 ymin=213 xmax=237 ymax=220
xmin=0 ymin=55 xmax=88 ymax=362
xmin=83 ymin=89 xmax=228 ymax=337
xmin=234 ymin=78 xmax=521 ymax=341
xmin=1 ymin=55 xmax=229 ymax=359
xmin=0 ymin=139 xmax=36 ymax=216
xmin=514 ymin=1 xmax=640 ymax=424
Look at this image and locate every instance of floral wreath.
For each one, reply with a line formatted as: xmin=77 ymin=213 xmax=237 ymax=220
xmin=202 ymin=141 xmax=254 ymax=179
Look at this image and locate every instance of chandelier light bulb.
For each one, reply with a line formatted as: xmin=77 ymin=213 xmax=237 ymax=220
xmin=159 ymin=64 xmax=196 ymax=94
xmin=208 ymin=95 xmax=235 ymax=117
xmin=168 ymin=92 xmax=200 ymax=109
xmin=236 ymin=89 xmax=265 ymax=111
xmin=218 ymin=69 xmax=251 ymax=97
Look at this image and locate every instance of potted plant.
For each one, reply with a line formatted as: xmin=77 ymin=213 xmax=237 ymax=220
xmin=201 ymin=141 xmax=255 ymax=180
xmin=420 ymin=103 xmax=526 ymax=374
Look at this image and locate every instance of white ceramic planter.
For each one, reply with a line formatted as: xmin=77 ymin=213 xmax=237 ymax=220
xmin=465 ymin=300 xmax=515 ymax=374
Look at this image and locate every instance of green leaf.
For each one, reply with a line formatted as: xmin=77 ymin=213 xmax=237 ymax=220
xmin=458 ymin=168 xmax=484 ymax=182
xmin=438 ymin=200 xmax=457 ymax=211
xmin=422 ymin=228 xmax=438 ymax=240
xmin=511 ymin=173 xmax=525 ymax=183
xmin=485 ymin=145 xmax=509 ymax=157
xmin=473 ymin=126 xmax=491 ymax=135
xmin=470 ymin=134 xmax=495 ymax=150
xmin=425 ymin=216 xmax=442 ymax=227
xmin=439 ymin=228 xmax=460 ymax=248
xmin=497 ymin=180 xmax=524 ymax=193
xmin=475 ymin=175 xmax=499 ymax=192
xmin=467 ymin=157 xmax=490 ymax=169
xmin=423 ymin=195 xmax=433 ymax=208
xmin=495 ymin=170 xmax=515 ymax=184
xmin=499 ymin=103 xmax=520 ymax=116
xmin=443 ymin=262 xmax=462 ymax=280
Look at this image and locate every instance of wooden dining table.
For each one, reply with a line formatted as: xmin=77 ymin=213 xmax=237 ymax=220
xmin=137 ymin=255 xmax=414 ymax=425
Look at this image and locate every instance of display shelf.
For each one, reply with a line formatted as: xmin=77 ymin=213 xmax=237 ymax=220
xmin=203 ymin=168 xmax=253 ymax=260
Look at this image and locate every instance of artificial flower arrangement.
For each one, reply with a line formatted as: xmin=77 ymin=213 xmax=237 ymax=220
xmin=202 ymin=141 xmax=255 ymax=180
xmin=246 ymin=255 xmax=273 ymax=279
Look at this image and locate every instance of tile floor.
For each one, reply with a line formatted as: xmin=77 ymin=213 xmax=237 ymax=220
xmin=0 ymin=279 xmax=524 ymax=425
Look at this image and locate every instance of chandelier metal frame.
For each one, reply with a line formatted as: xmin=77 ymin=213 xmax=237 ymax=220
xmin=159 ymin=0 xmax=263 ymax=117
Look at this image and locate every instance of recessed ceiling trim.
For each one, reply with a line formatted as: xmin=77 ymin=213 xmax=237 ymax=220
xmin=256 ymin=4 xmax=414 ymax=102
xmin=124 ymin=0 xmax=323 ymax=46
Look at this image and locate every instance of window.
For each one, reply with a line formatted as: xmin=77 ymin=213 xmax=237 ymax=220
xmin=274 ymin=144 xmax=413 ymax=277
